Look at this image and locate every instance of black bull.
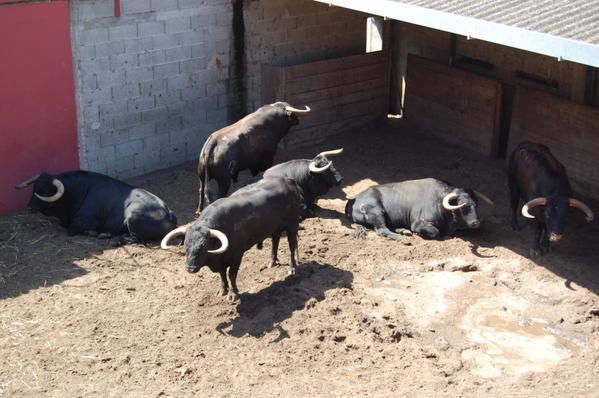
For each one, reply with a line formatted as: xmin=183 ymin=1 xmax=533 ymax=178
xmin=162 ymin=176 xmax=304 ymax=301
xmin=263 ymin=148 xmax=344 ymax=215
xmin=196 ymin=101 xmax=311 ymax=214
xmin=345 ymin=178 xmax=493 ymax=241
xmin=508 ymin=141 xmax=594 ymax=255
xmin=15 ymin=171 xmax=177 ymax=243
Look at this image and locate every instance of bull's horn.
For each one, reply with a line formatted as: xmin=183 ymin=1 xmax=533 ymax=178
xmin=208 ymin=228 xmax=229 ymax=254
xmin=473 ymin=190 xmax=494 ymax=206
xmin=569 ymin=198 xmax=595 ymax=222
xmin=15 ymin=174 xmax=40 ymax=189
xmin=317 ymin=148 xmax=344 ymax=158
xmin=442 ymin=192 xmax=466 ymax=210
xmin=521 ymin=197 xmax=547 ymax=219
xmin=285 ymin=105 xmax=311 ymax=114
xmin=34 ymin=179 xmax=64 ymax=203
xmin=160 ymin=226 xmax=188 ymax=249
xmin=309 ymin=159 xmax=332 ymax=173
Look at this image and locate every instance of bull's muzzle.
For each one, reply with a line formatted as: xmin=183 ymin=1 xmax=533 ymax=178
xmin=186 ymin=264 xmax=200 ymax=273
xmin=469 ymin=221 xmax=481 ymax=229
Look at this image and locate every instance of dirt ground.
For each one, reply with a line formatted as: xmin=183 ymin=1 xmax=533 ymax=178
xmin=1 ymin=120 xmax=598 ymax=397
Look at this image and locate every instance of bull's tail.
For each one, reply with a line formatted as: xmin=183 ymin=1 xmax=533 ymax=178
xmin=197 ymin=135 xmax=217 ymax=215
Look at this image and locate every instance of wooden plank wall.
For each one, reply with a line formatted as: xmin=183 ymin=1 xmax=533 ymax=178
xmin=404 ymin=55 xmax=502 ymax=157
xmin=262 ymin=51 xmax=390 ymax=148
xmin=507 ymin=87 xmax=599 ymax=199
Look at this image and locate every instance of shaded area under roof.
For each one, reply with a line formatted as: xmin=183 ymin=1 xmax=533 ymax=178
xmin=314 ymin=0 xmax=599 ymax=67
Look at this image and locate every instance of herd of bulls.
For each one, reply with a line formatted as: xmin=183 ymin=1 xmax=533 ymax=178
xmin=15 ymin=102 xmax=594 ymax=301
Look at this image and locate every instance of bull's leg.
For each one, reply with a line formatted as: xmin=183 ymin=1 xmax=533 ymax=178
xmin=286 ymin=229 xmax=299 ymax=275
xmin=411 ymin=220 xmax=441 ymax=239
xmin=368 ymin=211 xmax=408 ymax=243
xmin=67 ymin=217 xmax=98 ymax=236
xmin=216 ymin=178 xmax=231 ymax=200
xmin=269 ymin=234 xmax=281 ymax=268
xmin=227 ymin=262 xmax=240 ymax=301
xmin=508 ymin=178 xmax=521 ymax=230
xmin=529 ymin=221 xmax=546 ymax=257
xmin=218 ymin=269 xmax=228 ymax=296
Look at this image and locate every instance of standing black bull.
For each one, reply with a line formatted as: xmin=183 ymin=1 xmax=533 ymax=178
xmin=263 ymin=148 xmax=344 ymax=216
xmin=15 ymin=171 xmax=177 ymax=244
xmin=345 ymin=178 xmax=493 ymax=242
xmin=162 ymin=176 xmax=304 ymax=301
xmin=508 ymin=141 xmax=594 ymax=255
xmin=196 ymin=101 xmax=311 ymax=214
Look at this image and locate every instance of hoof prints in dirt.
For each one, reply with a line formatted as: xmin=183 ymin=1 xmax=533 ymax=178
xmin=216 ymin=262 xmax=353 ymax=338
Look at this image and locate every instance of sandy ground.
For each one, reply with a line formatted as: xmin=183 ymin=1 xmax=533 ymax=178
xmin=1 ymin=120 xmax=598 ymax=397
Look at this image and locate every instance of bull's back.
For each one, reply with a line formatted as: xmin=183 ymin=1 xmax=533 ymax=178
xmin=509 ymin=141 xmax=570 ymax=198
xmin=206 ymin=178 xmax=302 ymax=250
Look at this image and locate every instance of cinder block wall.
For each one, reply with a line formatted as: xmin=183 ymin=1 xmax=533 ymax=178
xmin=70 ymin=0 xmax=365 ymax=179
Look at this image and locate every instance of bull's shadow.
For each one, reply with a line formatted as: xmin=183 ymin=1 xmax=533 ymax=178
xmin=216 ymin=261 xmax=353 ymax=338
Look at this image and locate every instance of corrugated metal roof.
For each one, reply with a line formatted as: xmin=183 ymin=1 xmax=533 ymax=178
xmin=313 ymin=0 xmax=599 ymax=67
xmin=397 ymin=0 xmax=599 ymax=45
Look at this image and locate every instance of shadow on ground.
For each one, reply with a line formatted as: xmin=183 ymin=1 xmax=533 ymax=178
xmin=216 ymin=261 xmax=353 ymax=338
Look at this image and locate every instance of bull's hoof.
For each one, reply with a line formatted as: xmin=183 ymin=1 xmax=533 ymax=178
xmin=288 ymin=266 xmax=296 ymax=276
xmin=269 ymin=259 xmax=279 ymax=268
xmin=228 ymin=291 xmax=239 ymax=301
xmin=256 ymin=242 xmax=263 ymax=250
xmin=217 ymin=287 xmax=228 ymax=296
xmin=97 ymin=232 xmax=111 ymax=239
xmin=396 ymin=228 xmax=413 ymax=236
xmin=400 ymin=239 xmax=412 ymax=246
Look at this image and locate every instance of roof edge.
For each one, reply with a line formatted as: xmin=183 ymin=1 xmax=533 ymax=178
xmin=315 ymin=0 xmax=599 ymax=68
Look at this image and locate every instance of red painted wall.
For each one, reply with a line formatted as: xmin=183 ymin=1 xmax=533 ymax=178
xmin=0 ymin=0 xmax=79 ymax=215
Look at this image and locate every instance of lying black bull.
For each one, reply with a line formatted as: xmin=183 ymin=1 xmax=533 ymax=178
xmin=15 ymin=171 xmax=177 ymax=243
xmin=162 ymin=176 xmax=304 ymax=301
xmin=263 ymin=148 xmax=344 ymax=216
xmin=196 ymin=101 xmax=311 ymax=214
xmin=508 ymin=141 xmax=594 ymax=255
xmin=345 ymin=178 xmax=493 ymax=241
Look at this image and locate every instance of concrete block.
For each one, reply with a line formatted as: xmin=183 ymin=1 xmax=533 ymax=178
xmin=95 ymin=41 xmax=125 ymax=57
xmin=109 ymin=24 xmax=138 ymax=41
xmin=124 ymin=37 xmax=154 ymax=54
xmin=125 ymin=66 xmax=154 ymax=83
xmin=151 ymin=0 xmax=178 ymax=11
xmin=113 ymin=112 xmax=142 ymax=129
xmin=128 ymin=96 xmax=156 ymax=112
xmin=154 ymin=62 xmax=180 ymax=78
xmin=78 ymin=45 xmax=96 ymax=60
xmin=139 ymin=50 xmax=166 ymax=66
xmin=112 ymin=83 xmax=141 ymax=100
xmin=129 ymin=123 xmax=156 ymax=140
xmin=141 ymin=107 xmax=169 ymax=123
xmin=78 ymin=1 xmax=115 ymax=21
xmin=123 ymin=0 xmax=151 ymax=14
xmin=191 ymin=42 xmax=215 ymax=58
xmin=114 ymin=155 xmax=136 ymax=176
xmin=99 ymin=101 xmax=128 ymax=118
xmin=79 ymin=27 xmax=109 ymax=45
xmin=179 ymin=30 xmax=205 ymax=46
xmin=155 ymin=90 xmax=182 ymax=107
xmin=152 ymin=33 xmax=181 ymax=50
xmin=116 ymin=139 xmax=143 ymax=158
xmin=167 ymin=74 xmax=191 ymax=90
xmin=96 ymin=69 xmax=126 ymax=87
xmin=110 ymin=53 xmax=139 ymax=71
xmin=165 ymin=46 xmax=192 ymax=62
xmin=181 ymin=86 xmax=205 ymax=101
xmin=206 ymin=108 xmax=228 ymax=124
xmin=139 ymin=21 xmax=166 ymax=37
xmin=191 ymin=13 xmax=217 ymax=29
xmin=181 ymin=57 xmax=207 ymax=74
xmin=82 ymin=88 xmax=113 ymax=105
xmin=79 ymin=57 xmax=110 ymax=74
xmin=100 ymin=129 xmax=129 ymax=147
xmin=166 ymin=16 xmax=192 ymax=33
xmin=140 ymin=78 xmax=168 ymax=96
xmin=156 ymin=116 xmax=183 ymax=134
xmin=81 ymin=74 xmax=98 ymax=91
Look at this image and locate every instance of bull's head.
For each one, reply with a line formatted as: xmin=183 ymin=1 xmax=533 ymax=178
xmin=442 ymin=189 xmax=494 ymax=230
xmin=309 ymin=148 xmax=344 ymax=187
xmin=522 ymin=196 xmax=594 ymax=243
xmin=15 ymin=173 xmax=65 ymax=212
xmin=161 ymin=223 xmax=229 ymax=273
xmin=269 ymin=101 xmax=311 ymax=128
